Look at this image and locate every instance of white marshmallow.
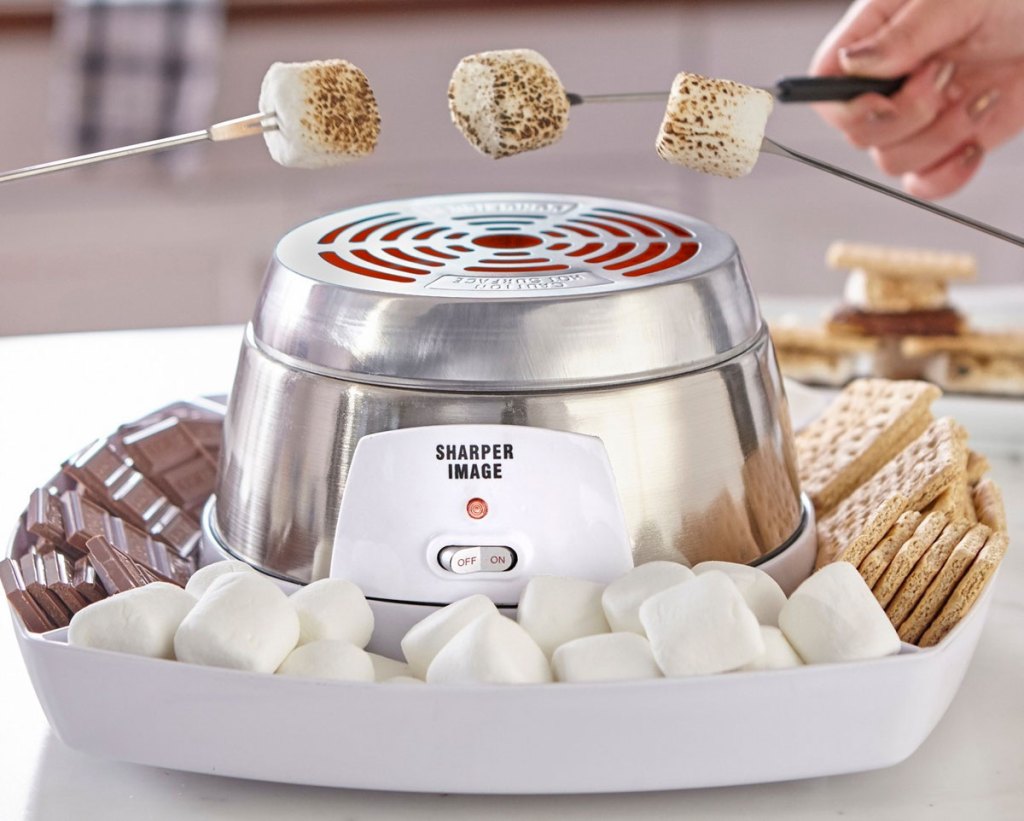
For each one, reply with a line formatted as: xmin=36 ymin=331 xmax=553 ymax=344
xmin=517 ymin=576 xmax=610 ymax=658
xmin=400 ymin=594 xmax=498 ymax=679
xmin=448 ymin=49 xmax=570 ymax=158
xmin=174 ymin=572 xmax=300 ymax=673
xmin=68 ymin=582 xmax=195 ymax=659
xmin=740 ymin=626 xmax=804 ymax=671
xmin=426 ymin=613 xmax=551 ymax=684
xmin=692 ymin=561 xmax=787 ymax=626
xmin=289 ymin=578 xmax=374 ymax=648
xmin=779 ymin=562 xmax=901 ymax=663
xmin=259 ymin=59 xmax=380 ymax=168
xmin=639 ymin=570 xmax=764 ymax=676
xmin=552 ymin=633 xmax=662 ymax=683
xmin=368 ymin=652 xmax=413 ymax=682
xmin=601 ymin=561 xmax=695 ymax=634
xmin=276 ymin=639 xmax=374 ymax=682
xmin=657 ymin=71 xmax=773 ymax=178
xmin=185 ymin=559 xmax=255 ymax=599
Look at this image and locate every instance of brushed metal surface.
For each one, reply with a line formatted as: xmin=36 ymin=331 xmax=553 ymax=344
xmin=253 ymin=193 xmax=761 ymax=390
xmin=213 ymin=326 xmax=801 ymax=583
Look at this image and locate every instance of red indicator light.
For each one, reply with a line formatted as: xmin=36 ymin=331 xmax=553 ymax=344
xmin=467 ymin=498 xmax=488 ymax=519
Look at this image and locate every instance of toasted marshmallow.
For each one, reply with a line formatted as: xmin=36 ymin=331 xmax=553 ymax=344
xmin=259 ymin=59 xmax=380 ymax=168
xmin=657 ymin=71 xmax=773 ymax=178
xmin=448 ymin=49 xmax=570 ymax=158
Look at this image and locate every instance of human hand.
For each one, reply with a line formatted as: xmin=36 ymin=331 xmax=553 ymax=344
xmin=810 ymin=0 xmax=1024 ymax=198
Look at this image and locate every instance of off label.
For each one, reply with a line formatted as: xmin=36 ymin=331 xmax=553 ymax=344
xmin=435 ymin=442 xmax=514 ymax=480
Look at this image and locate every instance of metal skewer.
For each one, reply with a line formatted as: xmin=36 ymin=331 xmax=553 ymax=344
xmin=0 ymin=113 xmax=276 ymax=185
xmin=567 ymin=75 xmax=906 ymax=107
xmin=760 ymin=137 xmax=1024 ymax=249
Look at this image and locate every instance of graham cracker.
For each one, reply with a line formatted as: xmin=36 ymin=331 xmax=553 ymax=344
xmin=826 ymin=241 xmax=977 ymax=281
xmin=966 ymin=450 xmax=991 ymax=485
xmin=843 ymin=269 xmax=949 ymax=313
xmin=796 ymin=378 xmax=940 ymax=515
xmin=814 ymin=416 xmax=966 ymax=567
xmin=854 ymin=511 xmax=922 ymax=588
xmin=882 ymin=519 xmax=970 ymax=613
xmin=816 ymin=493 xmax=908 ymax=570
xmin=972 ymin=477 xmax=1006 ymax=533
xmin=870 ymin=511 xmax=951 ymax=606
xmin=901 ymin=332 xmax=1024 ymax=358
xmin=928 ymin=479 xmax=976 ymax=524
xmin=919 ymin=531 xmax=1009 ymax=647
xmin=897 ymin=523 xmax=991 ymax=644
xmin=770 ymin=324 xmax=880 ymax=354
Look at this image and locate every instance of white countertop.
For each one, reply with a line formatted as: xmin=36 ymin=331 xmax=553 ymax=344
xmin=1 ymin=323 xmax=1023 ymax=819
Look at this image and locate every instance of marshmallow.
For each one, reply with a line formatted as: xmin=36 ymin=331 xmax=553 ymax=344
xmin=552 ymin=633 xmax=662 ymax=683
xmin=448 ymin=49 xmax=570 ymax=158
xmin=174 ymin=572 xmax=300 ymax=673
xmin=639 ymin=570 xmax=764 ymax=676
xmin=185 ymin=559 xmax=255 ymax=599
xmin=656 ymin=71 xmax=773 ymax=178
xmin=426 ymin=613 xmax=551 ymax=684
xmin=692 ymin=561 xmax=787 ymax=627
xmin=368 ymin=652 xmax=413 ymax=682
xmin=289 ymin=578 xmax=373 ymax=648
xmin=740 ymin=626 xmax=804 ymax=671
xmin=779 ymin=562 xmax=901 ymax=663
xmin=276 ymin=639 xmax=374 ymax=682
xmin=401 ymin=594 xmax=498 ymax=679
xmin=517 ymin=576 xmax=610 ymax=658
xmin=68 ymin=582 xmax=195 ymax=659
xmin=601 ymin=561 xmax=695 ymax=634
xmin=259 ymin=59 xmax=380 ymax=168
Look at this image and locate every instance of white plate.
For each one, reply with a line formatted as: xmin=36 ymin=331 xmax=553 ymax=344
xmin=9 ymin=580 xmax=994 ymax=794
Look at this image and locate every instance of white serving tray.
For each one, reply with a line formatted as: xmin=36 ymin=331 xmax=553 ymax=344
xmin=9 ymin=580 xmax=994 ymax=794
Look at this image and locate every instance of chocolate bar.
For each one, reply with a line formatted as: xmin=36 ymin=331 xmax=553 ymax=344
xmin=85 ymin=536 xmax=149 ymax=595
xmin=180 ymin=418 xmax=222 ymax=453
xmin=72 ymin=558 xmax=107 ymax=603
xmin=63 ymin=439 xmax=133 ymax=499
xmin=1 ymin=558 xmax=55 ymax=633
xmin=39 ymin=550 xmax=90 ymax=614
xmin=26 ymin=488 xmax=66 ymax=544
xmin=149 ymin=506 xmax=201 ymax=559
xmin=108 ymin=471 xmax=170 ymax=531
xmin=60 ymin=490 xmax=110 ymax=556
xmin=19 ymin=552 xmax=72 ymax=627
xmin=123 ymin=418 xmax=217 ymax=511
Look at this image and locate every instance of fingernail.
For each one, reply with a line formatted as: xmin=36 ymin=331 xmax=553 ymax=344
xmin=968 ymin=89 xmax=1000 ymax=121
xmin=934 ymin=61 xmax=956 ymax=92
xmin=839 ymin=42 xmax=881 ymax=70
xmin=960 ymin=143 xmax=983 ymax=168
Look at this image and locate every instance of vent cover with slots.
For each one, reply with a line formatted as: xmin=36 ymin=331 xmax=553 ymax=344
xmin=276 ymin=194 xmax=717 ymax=299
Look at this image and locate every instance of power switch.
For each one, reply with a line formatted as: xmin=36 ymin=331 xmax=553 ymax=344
xmin=438 ymin=546 xmax=517 ymax=574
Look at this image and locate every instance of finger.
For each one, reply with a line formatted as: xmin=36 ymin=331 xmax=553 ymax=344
xmin=809 ymin=0 xmax=908 ymax=76
xmin=820 ymin=59 xmax=955 ymax=149
xmin=838 ymin=0 xmax=986 ymax=77
xmin=870 ymin=84 xmax=1000 ymax=175
xmin=901 ymin=143 xmax=984 ymax=199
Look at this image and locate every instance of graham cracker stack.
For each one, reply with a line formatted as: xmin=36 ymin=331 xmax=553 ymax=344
xmin=770 ymin=324 xmax=879 ymax=387
xmin=796 ymin=378 xmax=940 ymax=515
xmin=815 ymin=415 xmax=967 ymax=568
xmin=856 ymin=510 xmax=924 ymax=588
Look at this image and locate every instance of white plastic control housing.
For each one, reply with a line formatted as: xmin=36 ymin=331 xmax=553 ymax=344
xmin=329 ymin=425 xmax=634 ymax=606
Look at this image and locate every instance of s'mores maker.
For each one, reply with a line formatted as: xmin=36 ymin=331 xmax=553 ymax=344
xmin=204 ymin=192 xmax=816 ymax=616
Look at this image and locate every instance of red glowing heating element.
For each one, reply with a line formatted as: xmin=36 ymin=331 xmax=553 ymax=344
xmin=466 ymin=498 xmax=489 ymax=520
xmin=316 ymin=206 xmax=699 ymax=285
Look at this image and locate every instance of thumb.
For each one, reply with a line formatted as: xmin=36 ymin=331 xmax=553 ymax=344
xmin=839 ymin=0 xmax=981 ymax=77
